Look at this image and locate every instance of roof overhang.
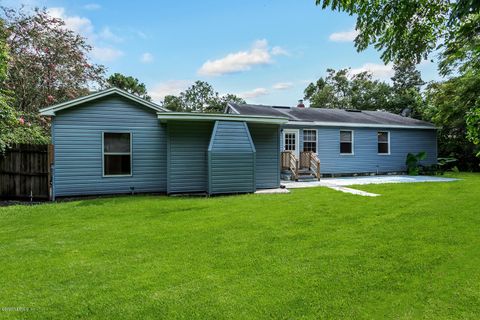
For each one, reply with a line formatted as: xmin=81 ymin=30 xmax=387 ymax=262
xmin=39 ymin=87 xmax=168 ymax=116
xmin=157 ymin=112 xmax=288 ymax=124
xmin=284 ymin=121 xmax=437 ymax=129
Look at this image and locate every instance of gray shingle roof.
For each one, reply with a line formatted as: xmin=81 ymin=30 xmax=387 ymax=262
xmin=228 ymin=103 xmax=435 ymax=129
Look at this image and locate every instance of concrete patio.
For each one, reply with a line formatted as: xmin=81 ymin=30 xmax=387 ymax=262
xmin=281 ymin=175 xmax=458 ymax=197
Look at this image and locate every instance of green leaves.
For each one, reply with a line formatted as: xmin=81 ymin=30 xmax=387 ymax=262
xmin=162 ymin=81 xmax=245 ymax=113
xmin=106 ymin=73 xmax=151 ymax=101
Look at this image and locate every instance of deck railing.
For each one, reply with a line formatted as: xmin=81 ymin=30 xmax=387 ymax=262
xmin=281 ymin=151 xmax=299 ymax=180
xmin=300 ymin=151 xmax=321 ymax=180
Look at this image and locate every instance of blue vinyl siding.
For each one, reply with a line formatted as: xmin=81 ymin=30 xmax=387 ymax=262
xmin=52 ymin=96 xmax=167 ymax=197
xmin=282 ymin=126 xmax=437 ymax=174
xmin=248 ymin=123 xmax=280 ymax=189
xmin=167 ymin=121 xmax=213 ymax=194
xmin=208 ymin=121 xmax=255 ymax=194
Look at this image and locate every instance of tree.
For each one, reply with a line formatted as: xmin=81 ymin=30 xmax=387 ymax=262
xmin=106 ymin=73 xmax=151 ymax=101
xmin=315 ymin=0 xmax=480 ymax=155
xmin=389 ymin=61 xmax=426 ymax=117
xmin=0 ymin=19 xmax=49 ymax=153
xmin=304 ymin=68 xmax=394 ymax=111
xmin=315 ymin=0 xmax=478 ymax=72
xmin=161 ymin=81 xmax=245 ymax=113
xmin=423 ymin=72 xmax=480 ymax=170
xmin=2 ymin=7 xmax=105 ymax=120
xmin=162 ymin=95 xmax=183 ymax=112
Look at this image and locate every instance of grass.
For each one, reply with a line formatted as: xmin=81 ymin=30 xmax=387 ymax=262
xmin=1 ymin=173 xmax=480 ymax=319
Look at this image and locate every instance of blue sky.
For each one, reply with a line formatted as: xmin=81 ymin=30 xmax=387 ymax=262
xmin=12 ymin=0 xmax=440 ymax=106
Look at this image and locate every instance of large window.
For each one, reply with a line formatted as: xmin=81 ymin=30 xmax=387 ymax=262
xmin=303 ymin=129 xmax=317 ymax=153
xmin=340 ymin=130 xmax=353 ymax=155
xmin=378 ymin=131 xmax=390 ymax=154
xmin=103 ymin=132 xmax=131 ymax=176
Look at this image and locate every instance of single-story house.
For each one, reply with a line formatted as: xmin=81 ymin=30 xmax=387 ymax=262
xmin=226 ymin=103 xmax=437 ymax=177
xmin=40 ymin=88 xmax=287 ymax=199
xmin=40 ymin=88 xmax=437 ymax=199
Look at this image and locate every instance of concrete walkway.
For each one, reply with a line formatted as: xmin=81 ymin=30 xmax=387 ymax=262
xmin=281 ymin=175 xmax=458 ymax=197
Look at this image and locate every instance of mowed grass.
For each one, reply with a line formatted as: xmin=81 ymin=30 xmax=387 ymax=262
xmin=1 ymin=173 xmax=479 ymax=319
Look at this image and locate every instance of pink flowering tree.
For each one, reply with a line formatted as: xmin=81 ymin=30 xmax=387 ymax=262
xmin=2 ymin=6 xmax=105 ymax=125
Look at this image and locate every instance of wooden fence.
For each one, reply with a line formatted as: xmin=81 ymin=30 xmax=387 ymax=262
xmin=0 ymin=144 xmax=53 ymax=200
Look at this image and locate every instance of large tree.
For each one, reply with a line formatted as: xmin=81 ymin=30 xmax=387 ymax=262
xmin=389 ymin=61 xmax=426 ymax=117
xmin=304 ymin=68 xmax=393 ymax=111
xmin=162 ymin=81 xmax=245 ymax=113
xmin=315 ymin=0 xmax=480 ymax=157
xmin=0 ymin=19 xmax=48 ymax=153
xmin=2 ymin=7 xmax=105 ymax=119
xmin=106 ymin=73 xmax=151 ymax=101
xmin=424 ymin=72 xmax=480 ymax=169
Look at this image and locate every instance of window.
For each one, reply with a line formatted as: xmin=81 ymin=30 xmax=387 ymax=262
xmin=103 ymin=132 xmax=131 ymax=176
xmin=303 ymin=129 xmax=317 ymax=153
xmin=284 ymin=132 xmax=296 ymax=151
xmin=378 ymin=131 xmax=390 ymax=154
xmin=340 ymin=130 xmax=353 ymax=154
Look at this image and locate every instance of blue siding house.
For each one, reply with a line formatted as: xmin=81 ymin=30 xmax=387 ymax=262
xmin=40 ymin=88 xmax=286 ymax=199
xmin=226 ymin=103 xmax=437 ymax=177
xmin=40 ymin=88 xmax=437 ymax=199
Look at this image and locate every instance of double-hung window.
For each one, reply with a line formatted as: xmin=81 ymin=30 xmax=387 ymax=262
xmin=103 ymin=132 xmax=132 ymax=176
xmin=303 ymin=129 xmax=317 ymax=153
xmin=377 ymin=131 xmax=390 ymax=154
xmin=340 ymin=130 xmax=353 ymax=155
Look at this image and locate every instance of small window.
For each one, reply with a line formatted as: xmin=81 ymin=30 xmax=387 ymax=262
xmin=303 ymin=129 xmax=317 ymax=153
xmin=340 ymin=130 xmax=353 ymax=154
xmin=378 ymin=131 xmax=390 ymax=154
xmin=103 ymin=132 xmax=131 ymax=176
xmin=284 ymin=132 xmax=296 ymax=151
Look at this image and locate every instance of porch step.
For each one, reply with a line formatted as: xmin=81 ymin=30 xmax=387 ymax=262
xmin=297 ymin=174 xmax=318 ymax=182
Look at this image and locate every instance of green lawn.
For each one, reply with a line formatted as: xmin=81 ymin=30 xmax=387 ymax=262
xmin=1 ymin=173 xmax=479 ymax=319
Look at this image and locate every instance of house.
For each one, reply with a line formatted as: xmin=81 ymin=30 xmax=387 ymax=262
xmin=226 ymin=102 xmax=437 ymax=177
xmin=40 ymin=88 xmax=437 ymax=199
xmin=40 ymin=88 xmax=287 ymax=199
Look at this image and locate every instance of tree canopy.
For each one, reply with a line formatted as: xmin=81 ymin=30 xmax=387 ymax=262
xmin=316 ymin=0 xmax=480 ymax=163
xmin=2 ymin=7 xmax=105 ymax=118
xmin=106 ymin=73 xmax=151 ymax=101
xmin=162 ymin=81 xmax=245 ymax=113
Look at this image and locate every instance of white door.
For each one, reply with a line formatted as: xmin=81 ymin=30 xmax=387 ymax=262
xmin=283 ymin=129 xmax=300 ymax=158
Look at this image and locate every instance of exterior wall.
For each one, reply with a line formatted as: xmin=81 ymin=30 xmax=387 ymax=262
xmin=167 ymin=121 xmax=213 ymax=193
xmin=208 ymin=121 xmax=255 ymax=194
xmin=248 ymin=123 xmax=280 ymax=189
xmin=282 ymin=125 xmax=437 ymax=174
xmin=53 ymin=96 xmax=167 ymax=197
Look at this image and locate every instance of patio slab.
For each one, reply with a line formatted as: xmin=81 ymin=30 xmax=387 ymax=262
xmin=281 ymin=175 xmax=458 ymax=197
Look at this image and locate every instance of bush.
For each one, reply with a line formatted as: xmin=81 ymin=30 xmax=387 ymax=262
xmin=406 ymin=151 xmax=427 ymax=175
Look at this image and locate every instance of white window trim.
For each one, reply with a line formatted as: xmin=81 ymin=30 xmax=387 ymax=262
xmin=302 ymin=129 xmax=317 ymax=153
xmin=283 ymin=129 xmax=300 ymax=158
xmin=102 ymin=131 xmax=133 ymax=177
xmin=377 ymin=131 xmax=391 ymax=155
xmin=340 ymin=129 xmax=354 ymax=155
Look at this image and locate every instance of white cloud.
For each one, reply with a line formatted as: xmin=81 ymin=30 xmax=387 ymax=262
xmin=140 ymin=52 xmax=154 ymax=63
xmin=198 ymin=39 xmax=286 ymax=76
xmin=83 ymin=3 xmax=101 ymax=10
xmin=47 ymin=7 xmax=93 ymax=36
xmin=271 ymin=46 xmax=289 ymax=56
xmin=239 ymin=88 xmax=269 ymax=99
xmin=329 ymin=29 xmax=359 ymax=42
xmin=46 ymin=7 xmax=124 ymax=63
xmin=149 ymin=80 xmax=191 ymax=102
xmin=272 ymin=82 xmax=293 ymax=90
xmin=99 ymin=27 xmax=123 ymax=43
xmin=91 ymin=47 xmax=124 ymax=62
xmin=350 ymin=63 xmax=394 ymax=79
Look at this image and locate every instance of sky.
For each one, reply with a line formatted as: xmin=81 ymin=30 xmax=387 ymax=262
xmin=7 ymin=0 xmax=441 ymax=106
